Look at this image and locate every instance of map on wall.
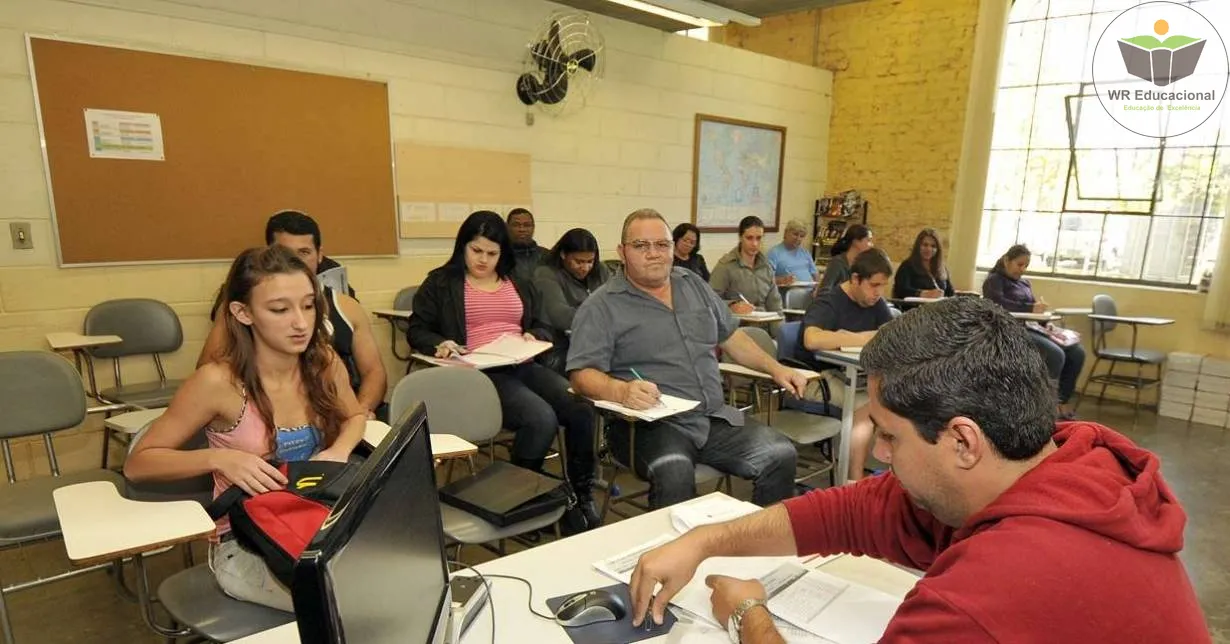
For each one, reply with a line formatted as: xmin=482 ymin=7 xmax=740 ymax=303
xmin=692 ymin=114 xmax=786 ymax=232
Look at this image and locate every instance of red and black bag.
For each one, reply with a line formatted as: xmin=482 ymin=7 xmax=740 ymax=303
xmin=206 ymin=460 xmax=359 ymax=586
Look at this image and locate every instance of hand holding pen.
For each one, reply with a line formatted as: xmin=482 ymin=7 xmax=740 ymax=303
xmin=731 ymin=292 xmax=755 ymax=315
xmin=622 ymin=368 xmax=663 ymax=411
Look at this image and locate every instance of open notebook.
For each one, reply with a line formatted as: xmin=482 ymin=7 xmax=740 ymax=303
xmin=416 ymin=334 xmax=552 ymax=369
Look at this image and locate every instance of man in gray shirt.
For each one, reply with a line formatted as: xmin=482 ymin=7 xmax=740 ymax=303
xmin=568 ymin=209 xmax=807 ymax=509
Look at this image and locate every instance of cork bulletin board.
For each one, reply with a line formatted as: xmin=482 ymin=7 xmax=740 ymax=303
xmin=28 ymin=37 xmax=397 ymax=265
xmin=394 ymin=142 xmax=533 ymax=239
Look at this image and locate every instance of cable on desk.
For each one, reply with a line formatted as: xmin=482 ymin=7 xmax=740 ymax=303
xmin=447 ymin=560 xmax=497 ymax=644
xmin=475 ymin=572 xmax=558 ymax=620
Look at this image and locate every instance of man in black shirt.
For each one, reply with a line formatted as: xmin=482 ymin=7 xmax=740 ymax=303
xmin=798 ymin=248 xmax=893 ymax=481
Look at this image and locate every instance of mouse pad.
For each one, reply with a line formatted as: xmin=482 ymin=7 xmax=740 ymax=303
xmin=545 ymin=583 xmax=678 ymax=644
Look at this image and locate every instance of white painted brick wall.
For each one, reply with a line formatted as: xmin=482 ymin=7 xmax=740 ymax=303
xmin=0 ymin=0 xmax=831 ymax=405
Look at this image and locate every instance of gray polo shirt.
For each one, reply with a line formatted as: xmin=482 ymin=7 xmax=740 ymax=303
xmin=566 ymin=267 xmax=743 ymax=448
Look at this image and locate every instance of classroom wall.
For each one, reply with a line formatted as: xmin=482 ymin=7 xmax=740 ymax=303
xmin=0 ymin=0 xmax=832 ymax=475
xmin=717 ymin=0 xmax=983 ymax=260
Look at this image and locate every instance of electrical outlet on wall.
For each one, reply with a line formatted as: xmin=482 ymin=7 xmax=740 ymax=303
xmin=9 ymin=222 xmax=33 ymax=250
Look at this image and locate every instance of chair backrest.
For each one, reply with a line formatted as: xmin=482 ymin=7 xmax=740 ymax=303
xmin=784 ymin=287 xmax=814 ymax=311
xmin=125 ymin=421 xmax=213 ymax=505
xmin=392 ymin=286 xmax=419 ymax=333
xmin=84 ymin=298 xmax=184 ymax=358
xmin=1091 ymin=293 xmax=1118 ymax=345
xmin=389 ymin=368 xmax=502 ymax=443
xmin=776 ymin=321 xmax=803 ymax=364
xmin=0 ymin=351 xmax=86 ymax=439
xmin=725 ymin=327 xmax=776 ymax=365
xmin=602 ymin=259 xmax=624 ymax=275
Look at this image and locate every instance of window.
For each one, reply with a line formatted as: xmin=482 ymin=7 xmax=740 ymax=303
xmin=978 ymin=0 xmax=1227 ymax=288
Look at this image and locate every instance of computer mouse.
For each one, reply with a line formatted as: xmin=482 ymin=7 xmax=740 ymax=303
xmin=553 ymin=589 xmax=628 ymax=628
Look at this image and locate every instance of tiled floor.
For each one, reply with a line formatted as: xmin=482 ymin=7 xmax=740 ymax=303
xmin=4 ymin=401 xmax=1226 ymax=643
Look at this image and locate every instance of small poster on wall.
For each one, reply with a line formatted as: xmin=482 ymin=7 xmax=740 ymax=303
xmin=83 ymin=108 xmax=165 ymax=161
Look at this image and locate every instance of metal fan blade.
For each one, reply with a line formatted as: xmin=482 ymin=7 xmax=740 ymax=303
xmin=515 ymin=73 xmax=541 ymax=105
xmin=539 ymin=71 xmax=569 ymax=105
xmin=568 ymin=48 xmax=597 ymax=73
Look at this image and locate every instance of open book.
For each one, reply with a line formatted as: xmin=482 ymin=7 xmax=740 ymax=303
xmin=592 ymin=393 xmax=699 ymax=422
xmin=416 ymin=334 xmax=552 ymax=369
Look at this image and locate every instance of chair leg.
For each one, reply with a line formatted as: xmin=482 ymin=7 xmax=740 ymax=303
xmin=1133 ymin=362 xmax=1144 ymax=413
xmin=101 ymin=426 xmax=112 ymax=469
xmin=0 ymin=588 xmax=15 ymax=644
xmin=1075 ymin=356 xmax=1101 ymax=413
xmin=1099 ymin=360 xmax=1117 ymax=402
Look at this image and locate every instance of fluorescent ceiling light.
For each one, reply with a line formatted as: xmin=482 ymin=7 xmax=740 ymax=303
xmin=600 ymin=0 xmax=761 ymax=28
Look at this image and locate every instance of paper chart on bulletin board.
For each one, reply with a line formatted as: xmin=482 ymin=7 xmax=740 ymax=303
xmin=395 ymin=141 xmax=533 ymax=239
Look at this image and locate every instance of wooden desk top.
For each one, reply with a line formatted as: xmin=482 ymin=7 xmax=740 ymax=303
xmin=46 ymin=332 xmax=123 ymax=351
xmin=54 ymin=481 xmax=215 ymax=567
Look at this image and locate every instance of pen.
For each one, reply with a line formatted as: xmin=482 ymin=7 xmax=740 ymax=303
xmin=630 ymin=367 xmax=647 ymax=381
xmin=629 ymin=369 xmax=664 ymax=408
xmin=737 ymin=293 xmax=751 ymax=305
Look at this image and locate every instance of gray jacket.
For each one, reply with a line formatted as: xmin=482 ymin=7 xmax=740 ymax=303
xmin=819 ymin=253 xmax=851 ymax=292
xmin=533 ymin=262 xmax=612 ymax=333
xmin=708 ymin=247 xmax=782 ymax=311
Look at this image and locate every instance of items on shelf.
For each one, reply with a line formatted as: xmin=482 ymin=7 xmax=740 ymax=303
xmin=813 ymin=190 xmax=869 ymax=264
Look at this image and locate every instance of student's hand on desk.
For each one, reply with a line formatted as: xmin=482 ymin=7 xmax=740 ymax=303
xmin=522 ymin=332 xmax=539 ymax=342
xmin=622 ymin=380 xmax=661 ymax=410
xmin=731 ymin=301 xmax=755 ymax=315
xmin=769 ymin=364 xmax=808 ymax=398
xmin=920 ymin=289 xmax=944 ymax=299
xmin=211 ymin=449 xmax=287 ymax=496
xmin=705 ymin=575 xmax=767 ymax=627
xmin=435 ymin=340 xmax=465 ymax=358
xmin=630 ymin=535 xmax=706 ymax=627
xmin=1031 ymin=301 xmax=1049 ymax=314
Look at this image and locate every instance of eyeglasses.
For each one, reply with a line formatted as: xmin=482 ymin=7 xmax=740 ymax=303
xmin=625 ymin=239 xmax=673 ymax=253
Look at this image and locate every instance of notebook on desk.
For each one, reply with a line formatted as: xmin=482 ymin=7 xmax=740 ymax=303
xmin=739 ymin=311 xmax=782 ymax=320
xmin=592 ymin=394 xmax=699 ymax=422
xmin=415 ymin=334 xmax=553 ymax=369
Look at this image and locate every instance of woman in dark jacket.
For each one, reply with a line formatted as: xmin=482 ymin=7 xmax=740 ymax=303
xmin=982 ymin=244 xmax=1086 ymax=418
xmin=533 ymin=228 xmax=610 ymax=374
xmin=408 ymin=211 xmax=599 ymax=531
xmin=819 ymin=224 xmax=874 ymax=292
xmin=893 ymin=228 xmax=956 ymax=299
xmin=671 ymin=223 xmax=709 ymax=281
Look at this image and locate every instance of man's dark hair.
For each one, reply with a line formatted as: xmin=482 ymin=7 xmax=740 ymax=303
xmin=506 ymin=208 xmax=534 ymax=223
xmin=265 ymin=210 xmax=321 ymax=249
xmin=447 ymin=210 xmax=515 ymax=279
xmin=861 ymin=297 xmax=1056 ymax=459
xmin=851 ymin=248 xmax=893 ymax=280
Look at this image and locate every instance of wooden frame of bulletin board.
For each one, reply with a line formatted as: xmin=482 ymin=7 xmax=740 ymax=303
xmin=27 ymin=36 xmax=398 ymax=265
xmin=394 ymin=141 xmax=533 ymax=238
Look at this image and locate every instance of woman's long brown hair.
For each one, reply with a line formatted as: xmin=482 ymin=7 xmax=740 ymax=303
xmin=907 ymin=228 xmax=949 ymax=281
xmin=218 ymin=246 xmax=347 ymax=453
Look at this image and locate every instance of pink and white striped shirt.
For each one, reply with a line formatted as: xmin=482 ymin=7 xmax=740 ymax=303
xmin=464 ymin=279 xmax=524 ymax=349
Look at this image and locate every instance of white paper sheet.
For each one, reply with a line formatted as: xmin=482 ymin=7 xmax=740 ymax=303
xmin=670 ymin=495 xmax=762 ymax=534
xmin=84 ymin=109 xmax=164 ymax=161
xmin=592 ymin=394 xmax=701 ymax=422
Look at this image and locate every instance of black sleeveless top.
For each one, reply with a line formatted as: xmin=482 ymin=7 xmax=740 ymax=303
xmin=324 ymin=287 xmax=359 ymax=392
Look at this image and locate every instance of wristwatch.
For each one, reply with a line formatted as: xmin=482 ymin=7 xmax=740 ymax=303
xmin=727 ymin=597 xmax=767 ymax=643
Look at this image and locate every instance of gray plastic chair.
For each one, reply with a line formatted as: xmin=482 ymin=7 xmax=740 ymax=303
xmin=83 ymin=298 xmax=184 ymax=409
xmin=122 ymin=422 xmax=294 ymax=641
xmin=1077 ymin=294 xmax=1167 ymax=414
xmin=390 ymin=368 xmax=566 ymax=557
xmin=721 ymin=327 xmax=777 ymax=410
xmin=389 ymin=286 xmax=418 ymax=362
xmin=0 ymin=351 xmax=125 ymax=644
xmin=783 ymin=286 xmax=814 ymax=311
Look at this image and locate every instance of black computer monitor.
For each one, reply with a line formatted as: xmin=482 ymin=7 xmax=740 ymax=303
xmin=292 ymin=403 xmax=451 ymax=644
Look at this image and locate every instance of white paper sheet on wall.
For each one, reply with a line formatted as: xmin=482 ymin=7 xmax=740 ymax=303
xmin=84 ymin=109 xmax=165 ymax=161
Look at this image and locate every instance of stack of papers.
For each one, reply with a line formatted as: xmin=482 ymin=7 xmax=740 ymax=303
xmin=669 ymin=495 xmax=762 ymax=534
xmin=593 ymin=394 xmax=699 ymax=422
xmin=838 ymin=346 xmax=862 ymax=355
xmin=593 ymin=537 xmax=900 ymax=642
xmin=738 ymin=311 xmax=783 ymax=320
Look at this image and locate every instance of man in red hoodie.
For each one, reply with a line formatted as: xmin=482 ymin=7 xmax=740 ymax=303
xmin=629 ymin=296 xmax=1208 ymax=643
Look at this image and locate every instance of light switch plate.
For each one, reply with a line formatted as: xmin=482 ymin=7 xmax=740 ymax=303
xmin=9 ymin=222 xmax=32 ymax=250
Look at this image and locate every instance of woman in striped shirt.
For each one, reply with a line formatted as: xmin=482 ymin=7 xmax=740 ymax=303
xmin=408 ymin=211 xmax=600 ymax=533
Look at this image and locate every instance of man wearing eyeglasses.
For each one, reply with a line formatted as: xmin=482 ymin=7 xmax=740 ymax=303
xmin=567 ymin=209 xmax=808 ymax=509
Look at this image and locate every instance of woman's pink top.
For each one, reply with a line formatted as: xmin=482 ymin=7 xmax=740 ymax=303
xmin=463 ymin=279 xmax=523 ymax=348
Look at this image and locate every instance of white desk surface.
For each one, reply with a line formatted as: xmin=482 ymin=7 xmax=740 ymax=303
xmin=781 ymin=281 xmax=817 ymax=288
xmin=372 ymin=308 xmax=413 ymax=320
xmin=1052 ymin=307 xmax=1093 ymax=316
xmin=735 ymin=312 xmax=785 ymax=323
xmin=103 ymin=408 xmax=166 ymax=433
xmin=814 ymin=349 xmax=863 ymax=368
xmin=1009 ymin=312 xmax=1061 ymax=322
xmin=54 ymin=481 xmax=215 ymax=567
xmin=232 ymin=492 xmax=920 ymax=644
xmin=1088 ymin=314 xmax=1175 ymax=326
xmin=718 ymin=363 xmax=821 ymax=381
xmin=364 ymin=420 xmax=478 ymax=458
xmin=782 ymin=308 xmax=807 ymax=317
xmin=46 ymin=332 xmax=123 ymax=351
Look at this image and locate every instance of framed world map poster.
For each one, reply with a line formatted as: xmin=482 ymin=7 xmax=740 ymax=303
xmin=691 ymin=114 xmax=786 ymax=233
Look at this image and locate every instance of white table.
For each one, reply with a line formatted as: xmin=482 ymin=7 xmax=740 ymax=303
xmin=812 ymin=350 xmax=863 ymax=485
xmin=371 ymin=309 xmax=413 ymax=321
xmin=364 ymin=420 xmax=478 ymax=459
xmin=735 ymin=312 xmax=785 ymax=325
xmin=783 ymin=308 xmax=807 ymax=319
xmin=1087 ymin=314 xmax=1175 ymax=327
xmin=1009 ymin=311 xmax=1061 ymax=323
xmin=46 ymin=332 xmax=124 ymax=399
xmin=232 ymin=492 xmax=920 ymax=643
xmin=54 ymin=481 xmax=216 ymax=567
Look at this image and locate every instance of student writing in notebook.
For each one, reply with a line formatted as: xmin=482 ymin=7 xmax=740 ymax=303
xmin=892 ymin=228 xmax=956 ymax=300
xmin=126 ymin=246 xmax=368 ymax=611
xmin=199 ymin=211 xmax=388 ymax=421
xmin=568 ymin=209 xmax=806 ymax=510
xmin=627 ymin=297 xmax=1207 ymax=644
xmin=798 ymin=248 xmax=894 ymax=482
xmin=408 ymin=211 xmax=600 ymax=533
xmin=766 ymin=219 xmax=818 ymax=287
xmin=709 ymin=215 xmax=783 ymax=316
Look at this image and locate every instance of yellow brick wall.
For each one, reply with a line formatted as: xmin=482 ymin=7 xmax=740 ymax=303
xmin=716 ymin=0 xmax=983 ymax=262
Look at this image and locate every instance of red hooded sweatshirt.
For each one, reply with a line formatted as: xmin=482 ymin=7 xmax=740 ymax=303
xmin=783 ymin=422 xmax=1209 ymax=642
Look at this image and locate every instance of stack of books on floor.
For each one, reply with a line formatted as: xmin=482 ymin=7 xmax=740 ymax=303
xmin=1159 ymin=352 xmax=1230 ymax=428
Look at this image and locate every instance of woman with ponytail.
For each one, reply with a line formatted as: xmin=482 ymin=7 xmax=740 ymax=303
xmin=125 ymin=245 xmax=367 ymax=611
xmin=819 ymin=224 xmax=874 ymax=292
